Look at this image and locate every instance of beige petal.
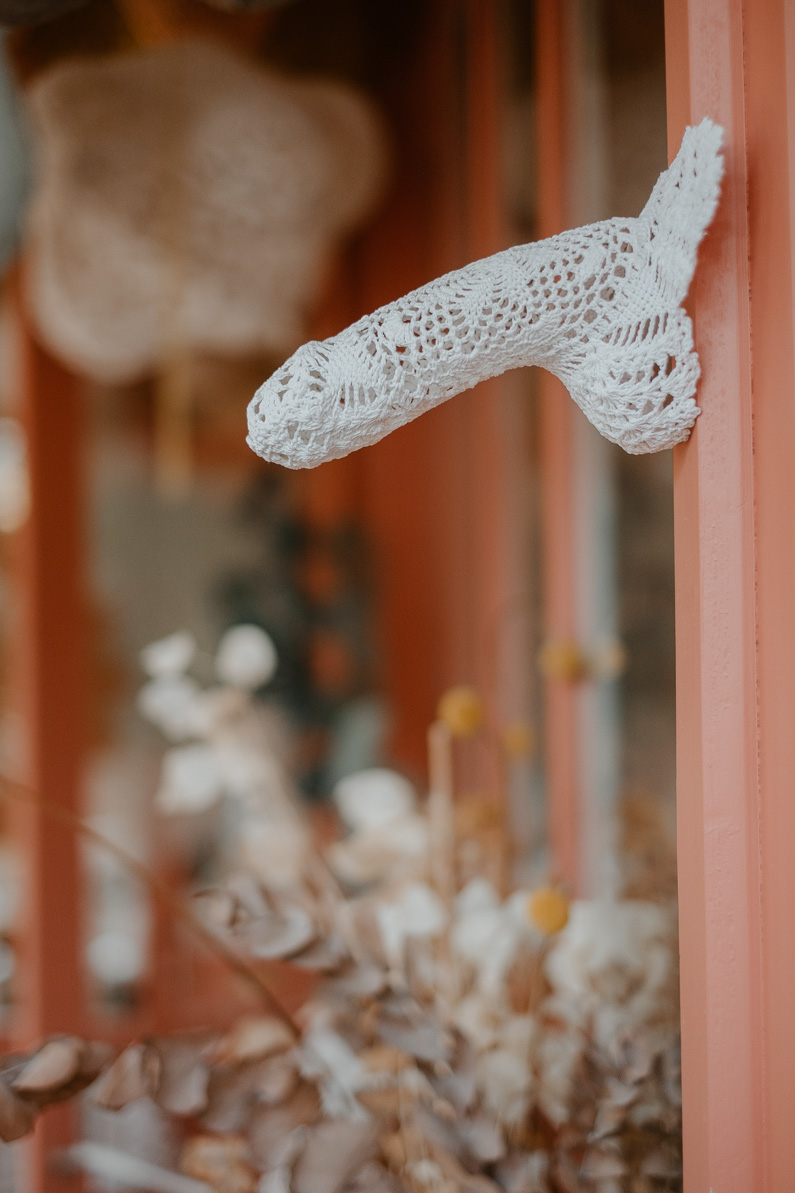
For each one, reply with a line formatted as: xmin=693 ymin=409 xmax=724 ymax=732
xmin=293 ymin=1120 xmax=381 ymax=1193
xmin=13 ymin=1037 xmax=83 ymax=1094
xmin=248 ymin=1082 xmax=322 ymax=1170
xmin=153 ymin=1034 xmax=215 ymax=1117
xmin=0 ymin=1080 xmax=37 ymax=1142
xmin=212 ymin=1017 xmax=295 ymax=1065
xmin=181 ymin=1134 xmax=256 ymax=1193
xmin=91 ymin=1043 xmax=156 ymax=1111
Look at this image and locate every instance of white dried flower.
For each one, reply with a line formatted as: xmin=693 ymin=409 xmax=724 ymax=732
xmin=375 ymin=881 xmax=446 ymax=969
xmin=215 ymin=624 xmax=277 ymax=689
xmin=454 ymin=877 xmax=500 ymax=917
xmin=155 ymin=744 xmax=224 ymax=813
xmin=137 ymin=675 xmax=202 ymax=741
xmin=86 ymin=930 xmax=144 ymax=987
xmin=213 ymin=741 xmax=289 ymax=807
xmin=327 ymin=815 xmax=429 ymax=886
xmin=333 ymin=768 xmax=416 ymax=831
xmin=544 ymin=899 xmax=676 ymax=1030
xmin=535 ymin=1029 xmax=583 ymax=1128
xmin=140 ymin=631 xmax=196 ymax=678
xmin=188 ymin=686 xmax=248 ymax=737
xmin=238 ymin=817 xmax=309 ymax=891
xmin=300 ymin=1028 xmax=368 ymax=1122
xmin=404 ymin=1160 xmax=447 ymax=1192
xmin=451 ymin=884 xmax=529 ymax=997
xmin=478 ymin=1044 xmax=534 ymax=1128
xmin=454 ymin=993 xmax=502 ymax=1050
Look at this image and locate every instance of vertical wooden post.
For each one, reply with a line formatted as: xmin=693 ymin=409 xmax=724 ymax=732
xmin=666 ymin=0 xmax=795 ymax=1187
xmin=356 ymin=0 xmax=470 ymax=777
xmin=464 ymin=0 xmax=529 ymax=770
xmin=535 ymin=0 xmax=582 ymax=890
xmin=9 ymin=289 xmax=86 ymax=1192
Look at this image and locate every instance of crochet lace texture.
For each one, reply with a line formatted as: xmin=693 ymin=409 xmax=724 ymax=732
xmin=25 ymin=42 xmax=387 ymax=384
xmin=248 ymin=119 xmax=723 ymax=466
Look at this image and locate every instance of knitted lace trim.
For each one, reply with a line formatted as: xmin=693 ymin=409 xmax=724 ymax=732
xmin=248 ymin=119 xmax=723 ymax=467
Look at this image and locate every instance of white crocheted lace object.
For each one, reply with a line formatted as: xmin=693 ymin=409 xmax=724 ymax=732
xmin=24 ymin=41 xmax=387 ymax=384
xmin=248 ymin=119 xmax=723 ymax=466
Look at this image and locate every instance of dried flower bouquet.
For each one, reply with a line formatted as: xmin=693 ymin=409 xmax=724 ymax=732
xmin=0 ymin=629 xmax=682 ymax=1193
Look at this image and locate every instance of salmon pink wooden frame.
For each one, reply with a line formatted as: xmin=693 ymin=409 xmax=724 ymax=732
xmin=537 ymin=0 xmax=795 ymax=1182
xmin=666 ymin=1 xmax=795 ymax=1187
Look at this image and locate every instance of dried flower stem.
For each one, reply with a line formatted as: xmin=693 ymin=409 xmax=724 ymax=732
xmin=0 ymin=772 xmax=300 ymax=1033
xmin=427 ymin=721 xmax=455 ymax=906
xmin=494 ymin=739 xmax=513 ymax=899
xmin=427 ymin=720 xmax=461 ymax=1019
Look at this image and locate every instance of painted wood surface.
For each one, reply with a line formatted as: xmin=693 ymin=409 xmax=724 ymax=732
xmin=536 ymin=0 xmax=583 ymax=892
xmin=666 ymin=0 xmax=795 ymax=1187
xmin=8 ymin=284 xmax=86 ymax=1192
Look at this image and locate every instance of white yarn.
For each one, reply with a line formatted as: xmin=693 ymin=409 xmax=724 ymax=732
xmin=248 ymin=119 xmax=723 ymax=465
xmin=24 ymin=41 xmax=388 ymax=384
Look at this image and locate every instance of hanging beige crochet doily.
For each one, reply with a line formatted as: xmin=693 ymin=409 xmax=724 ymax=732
xmin=24 ymin=40 xmax=388 ymax=384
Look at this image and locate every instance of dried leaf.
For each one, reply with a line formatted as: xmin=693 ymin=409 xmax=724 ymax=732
xmin=380 ymin=1125 xmax=424 ymax=1172
xmin=79 ymin=1040 xmax=114 ymax=1081
xmin=181 ymin=1134 xmax=256 ymax=1193
xmin=506 ymin=945 xmax=549 ymax=1017
xmin=579 ymin=1144 xmax=627 ymax=1179
xmin=342 ymin=1161 xmax=403 ymax=1193
xmin=255 ymin=1053 xmax=301 ymax=1106
xmin=202 ymin=1055 xmax=298 ymax=1133
xmin=248 ymin=1082 xmax=322 ymax=1170
xmin=359 ymin=1045 xmax=412 ymax=1074
xmin=8 ymin=1036 xmax=113 ymax=1110
xmin=91 ymin=1043 xmax=155 ymax=1111
xmin=402 ymin=1157 xmax=456 ymax=1193
xmin=494 ymin=1150 xmax=550 ymax=1193
xmin=293 ymin=1120 xmax=381 ymax=1193
xmin=423 ymin=1137 xmax=500 ymax=1193
xmin=404 ymin=936 xmax=438 ymax=1004
xmin=194 ymin=888 xmax=238 ymax=931
xmin=212 ymin=1016 xmax=295 ymax=1065
xmin=355 ymin=1088 xmax=406 ymax=1116
xmin=320 ymin=961 xmax=386 ymax=1003
xmin=337 ymin=901 xmax=388 ymax=970
xmin=225 ymin=873 xmax=272 ymax=920
xmin=377 ymin=1018 xmax=452 ymax=1064
xmin=459 ymin=1117 xmax=505 ymax=1166
xmin=640 ymin=1144 xmax=681 ymax=1179
xmin=13 ymin=1037 xmax=83 ymax=1094
xmin=232 ymin=905 xmax=315 ymax=960
xmin=0 ymin=1080 xmax=37 ymax=1142
xmin=153 ymin=1034 xmax=215 ymax=1117
xmin=292 ymin=937 xmax=348 ymax=972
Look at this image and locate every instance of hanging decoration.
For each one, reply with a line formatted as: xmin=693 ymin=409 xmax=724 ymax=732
xmin=248 ymin=119 xmax=723 ymax=467
xmin=23 ymin=40 xmax=388 ymax=384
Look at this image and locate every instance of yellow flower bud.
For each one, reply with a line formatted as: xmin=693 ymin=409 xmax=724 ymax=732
xmin=526 ymin=886 xmax=570 ymax=935
xmin=437 ymin=686 xmax=484 ymax=737
xmin=537 ymin=638 xmax=587 ymax=682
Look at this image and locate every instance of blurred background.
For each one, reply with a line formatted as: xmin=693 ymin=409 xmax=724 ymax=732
xmin=0 ymin=0 xmax=675 ymax=1180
